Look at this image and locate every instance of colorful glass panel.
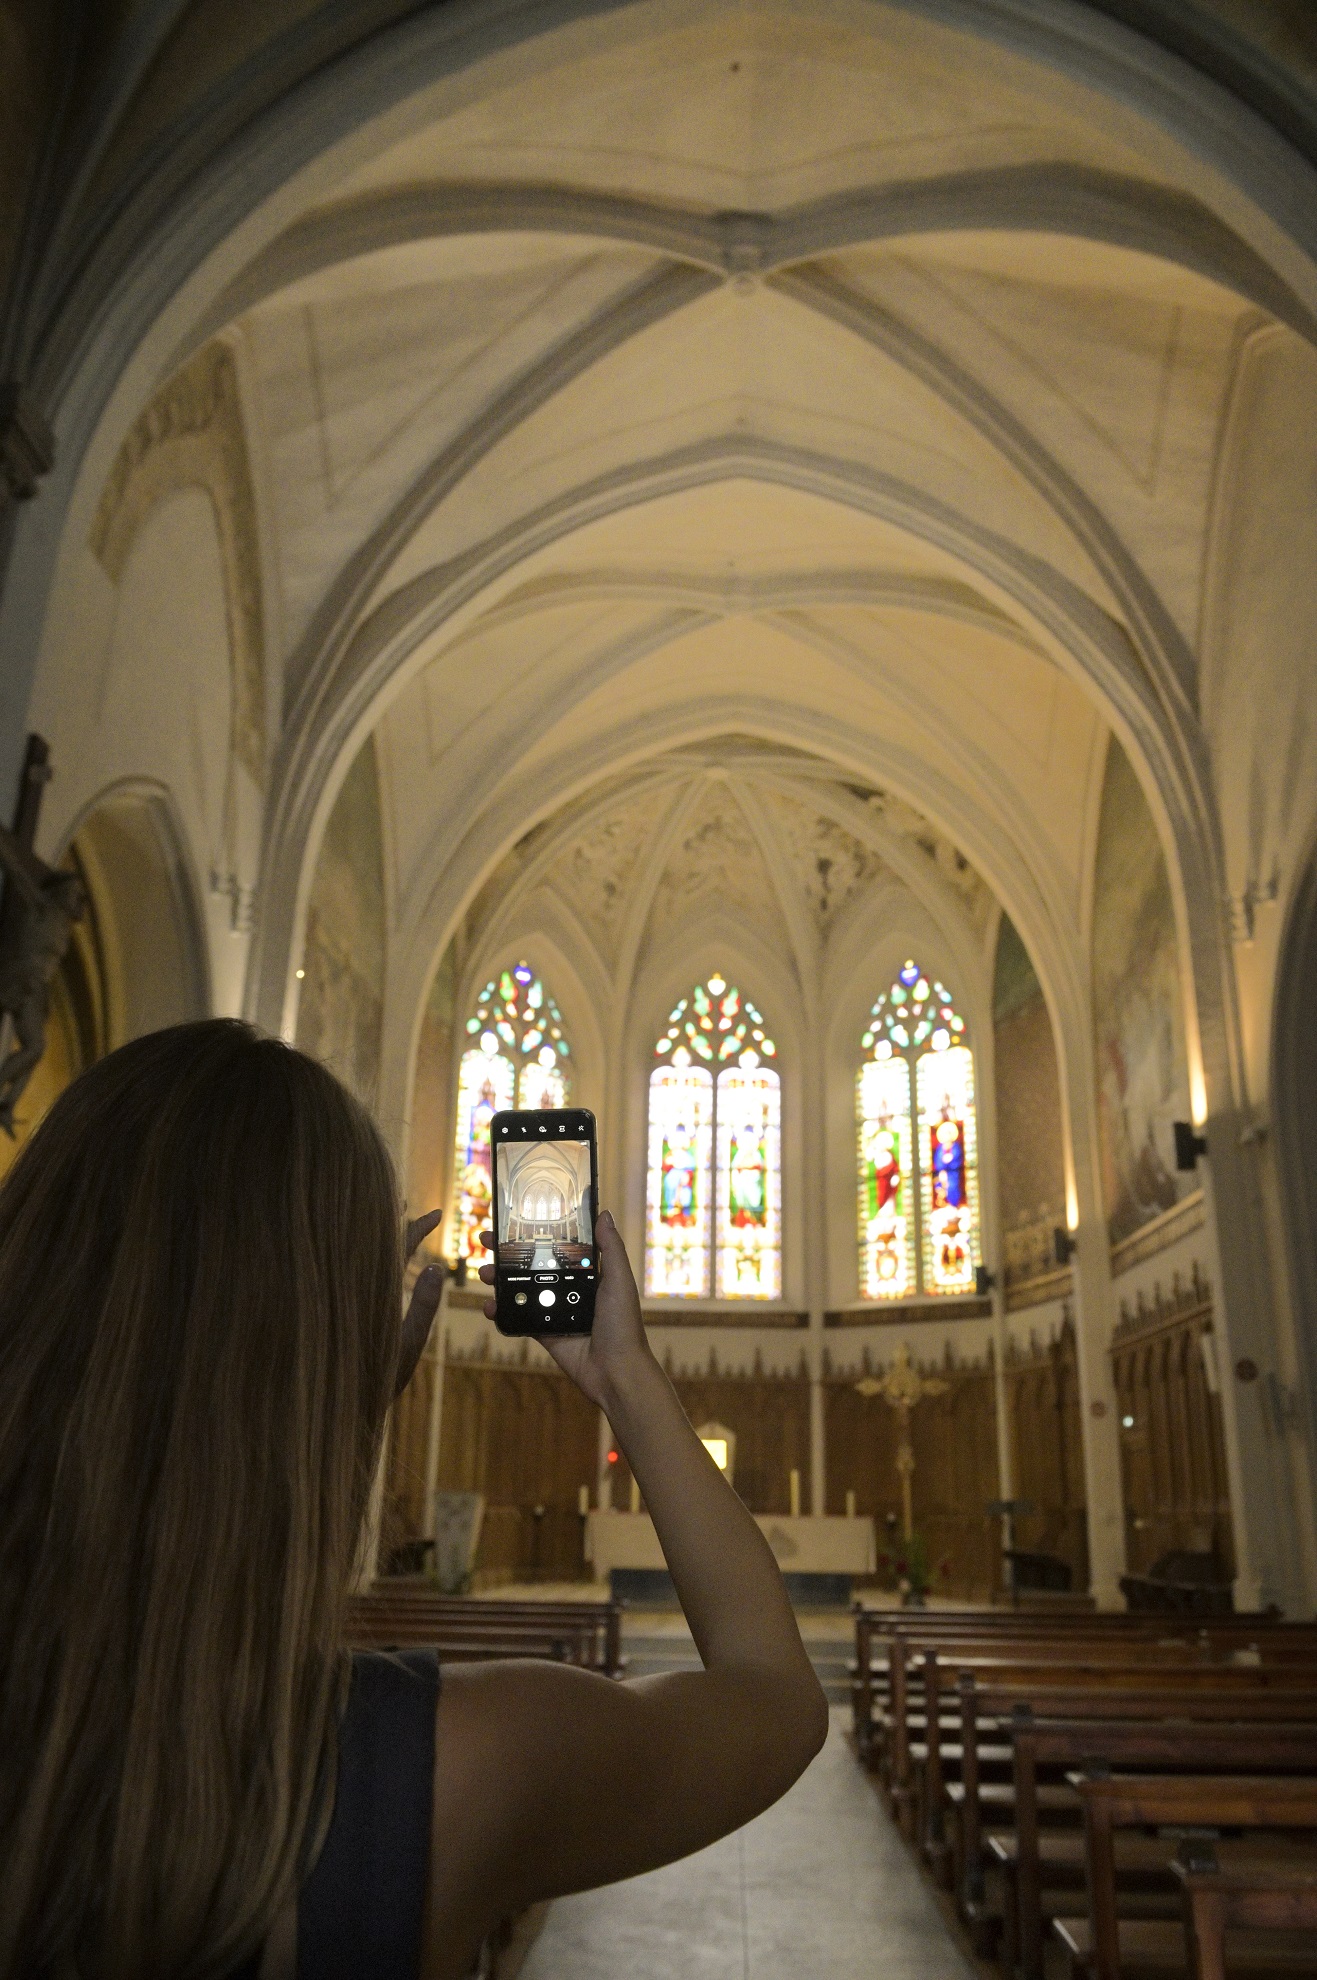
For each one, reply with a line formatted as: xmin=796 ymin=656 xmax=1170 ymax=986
xmin=655 ymin=972 xmax=776 ymax=1065
xmin=452 ymin=1044 xmax=515 ymax=1267
xmin=856 ymin=1054 xmax=915 ymax=1298
xmin=517 ymin=1057 xmax=567 ymax=1111
xmin=645 ymin=1058 xmax=713 ymax=1297
xmin=453 ymin=962 xmax=571 ymax=1264
xmin=463 ymin=962 xmax=571 ymax=1081
xmin=715 ymin=1065 xmax=781 ymax=1299
xmin=857 ymin=957 xmax=978 ymax=1299
xmin=917 ymin=1042 xmax=979 ymax=1293
xmin=646 ymin=973 xmax=781 ymax=1301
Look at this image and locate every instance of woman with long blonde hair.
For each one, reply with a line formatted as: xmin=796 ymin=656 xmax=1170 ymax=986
xmin=0 ymin=1020 xmax=825 ymax=1978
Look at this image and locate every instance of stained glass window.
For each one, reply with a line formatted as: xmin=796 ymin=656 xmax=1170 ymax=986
xmin=645 ymin=1062 xmax=713 ymax=1297
xmin=917 ymin=1043 xmax=978 ymax=1293
xmin=856 ymin=959 xmax=979 ymax=1300
xmin=646 ymin=973 xmax=780 ymax=1300
xmin=451 ymin=962 xmax=571 ymax=1266
xmin=715 ymin=1065 xmax=781 ymax=1298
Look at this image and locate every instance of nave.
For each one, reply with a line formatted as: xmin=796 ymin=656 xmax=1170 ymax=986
xmin=508 ymin=1705 xmax=975 ymax=1980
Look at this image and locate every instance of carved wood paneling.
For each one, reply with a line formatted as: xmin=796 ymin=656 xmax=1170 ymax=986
xmin=380 ymin=1345 xmax=437 ymax=1563
xmin=1004 ymin=1315 xmax=1088 ymax=1588
xmin=384 ymin=1343 xmax=600 ymax=1584
xmin=823 ymin=1351 xmax=1000 ymax=1598
xmin=608 ymin=1355 xmax=811 ymax=1516
xmin=1110 ymin=1269 xmax=1233 ymax=1575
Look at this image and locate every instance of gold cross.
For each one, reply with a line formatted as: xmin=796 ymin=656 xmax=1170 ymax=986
xmin=856 ymin=1344 xmax=949 ymax=1539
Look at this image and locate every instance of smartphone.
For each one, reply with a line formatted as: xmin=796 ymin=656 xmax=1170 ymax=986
xmin=491 ymin=1108 xmax=598 ymax=1336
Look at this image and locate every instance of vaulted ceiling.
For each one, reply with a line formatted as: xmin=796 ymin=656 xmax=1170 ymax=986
xmin=55 ymin=0 xmax=1317 ymax=1042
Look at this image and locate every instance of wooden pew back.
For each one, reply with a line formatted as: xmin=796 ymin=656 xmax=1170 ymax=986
xmin=1006 ymin=1716 xmax=1317 ymax=1980
xmin=1076 ymin=1774 xmax=1317 ymax=1980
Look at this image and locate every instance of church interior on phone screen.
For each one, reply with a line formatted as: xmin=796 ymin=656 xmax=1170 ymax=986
xmin=4 ymin=0 xmax=1317 ymax=1968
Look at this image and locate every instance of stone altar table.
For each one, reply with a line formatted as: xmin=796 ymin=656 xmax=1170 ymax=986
xmin=585 ymin=1509 xmax=876 ymax=1592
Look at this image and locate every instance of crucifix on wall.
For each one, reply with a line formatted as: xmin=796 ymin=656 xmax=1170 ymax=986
xmin=855 ymin=1343 xmax=949 ymax=1539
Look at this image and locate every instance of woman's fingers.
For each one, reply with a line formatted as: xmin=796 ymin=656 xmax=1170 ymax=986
xmin=405 ymin=1206 xmax=444 ymax=1260
xmin=395 ymin=1260 xmax=446 ymax=1395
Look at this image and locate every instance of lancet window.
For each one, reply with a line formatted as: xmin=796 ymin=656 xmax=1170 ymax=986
xmin=645 ymin=973 xmax=781 ymax=1301
xmin=451 ymin=963 xmax=571 ymax=1267
xmin=857 ymin=959 xmax=979 ymax=1300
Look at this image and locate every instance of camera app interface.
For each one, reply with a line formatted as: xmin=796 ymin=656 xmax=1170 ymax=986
xmin=496 ymin=1121 xmax=594 ymax=1321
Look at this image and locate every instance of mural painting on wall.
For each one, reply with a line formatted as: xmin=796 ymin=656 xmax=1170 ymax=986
xmin=1091 ymin=740 xmax=1193 ymax=1247
xmin=294 ymin=739 xmax=385 ymax=1107
xmin=992 ymin=914 xmax=1067 ymax=1289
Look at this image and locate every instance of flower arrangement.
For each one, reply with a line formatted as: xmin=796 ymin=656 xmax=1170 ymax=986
xmin=877 ymin=1527 xmax=954 ymax=1605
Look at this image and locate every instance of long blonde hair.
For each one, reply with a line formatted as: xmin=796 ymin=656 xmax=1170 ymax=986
xmin=0 ymin=1022 xmax=403 ymax=1978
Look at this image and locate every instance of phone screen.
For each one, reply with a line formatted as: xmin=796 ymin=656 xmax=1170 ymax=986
xmin=491 ymin=1109 xmax=598 ymax=1336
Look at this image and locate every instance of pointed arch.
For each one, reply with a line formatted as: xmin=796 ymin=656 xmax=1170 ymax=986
xmin=646 ymin=972 xmax=781 ymax=1301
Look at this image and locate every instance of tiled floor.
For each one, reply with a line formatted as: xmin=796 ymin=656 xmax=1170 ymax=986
xmin=504 ymin=1708 xmax=979 ymax=1980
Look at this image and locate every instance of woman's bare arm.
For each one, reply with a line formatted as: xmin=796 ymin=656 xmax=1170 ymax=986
xmin=420 ymin=1212 xmax=827 ymax=1979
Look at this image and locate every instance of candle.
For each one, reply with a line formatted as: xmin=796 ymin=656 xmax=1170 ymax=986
xmin=578 ymin=1483 xmax=590 ymax=1516
xmin=846 ymin=1488 xmax=856 ymax=1518
xmin=789 ymin=1467 xmax=800 ymax=1517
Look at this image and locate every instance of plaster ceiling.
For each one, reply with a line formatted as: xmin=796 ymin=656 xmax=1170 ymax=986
xmin=187 ymin=0 xmax=1312 ymax=1015
xmin=452 ymin=737 xmax=994 ymax=1012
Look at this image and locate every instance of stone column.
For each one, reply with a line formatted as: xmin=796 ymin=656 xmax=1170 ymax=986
xmin=1061 ymin=1020 xmax=1126 ymax=1610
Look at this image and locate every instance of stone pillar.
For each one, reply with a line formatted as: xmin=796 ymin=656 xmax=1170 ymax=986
xmin=1061 ymin=1025 xmax=1127 ymax=1610
xmin=1067 ymin=1223 xmax=1125 ymax=1608
xmin=1196 ymin=1134 xmax=1307 ymax=1612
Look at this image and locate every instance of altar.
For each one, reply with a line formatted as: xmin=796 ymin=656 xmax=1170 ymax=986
xmin=585 ymin=1509 xmax=876 ymax=1585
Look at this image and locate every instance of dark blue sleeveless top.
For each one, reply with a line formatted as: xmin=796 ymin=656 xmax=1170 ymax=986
xmin=249 ymin=1649 xmax=440 ymax=1979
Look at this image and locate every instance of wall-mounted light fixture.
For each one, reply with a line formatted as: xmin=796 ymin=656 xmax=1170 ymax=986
xmin=1053 ymin=1226 xmax=1077 ymax=1267
xmin=974 ymin=1265 xmax=997 ymax=1298
xmin=1173 ymin=1120 xmax=1209 ymax=1171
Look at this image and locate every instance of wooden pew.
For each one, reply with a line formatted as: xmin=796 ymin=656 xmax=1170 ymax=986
xmin=998 ymin=1715 xmax=1317 ymax=1980
xmin=905 ymin=1651 xmax=1317 ymax=1854
xmin=851 ymin=1611 xmax=1315 ymax=1768
xmin=953 ymin=1669 xmax=1317 ymax=1874
xmin=1056 ymin=1775 xmax=1317 ymax=1980
xmin=1174 ymin=1855 xmax=1317 ymax=1980
xmin=869 ymin=1628 xmax=1238 ymax=1792
xmin=349 ymin=1588 xmax=624 ymax=1675
xmin=364 ymin=1582 xmax=621 ymax=1646
xmin=345 ymin=1603 xmax=602 ymax=1668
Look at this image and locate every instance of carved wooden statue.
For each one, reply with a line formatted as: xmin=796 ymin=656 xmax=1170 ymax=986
xmin=0 ymin=745 xmax=85 ymax=1134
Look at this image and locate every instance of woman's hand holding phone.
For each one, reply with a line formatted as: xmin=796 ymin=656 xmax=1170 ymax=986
xmin=479 ymin=1209 xmax=654 ymax=1410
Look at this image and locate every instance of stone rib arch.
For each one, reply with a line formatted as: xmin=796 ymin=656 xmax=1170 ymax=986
xmin=250 ymin=435 xmax=1218 ymax=1059
xmin=184 ymin=168 xmax=1317 ymax=351
xmin=56 ymin=776 xmax=211 ymax=1042
xmin=266 ymin=243 xmax=1201 ymax=759
xmin=380 ymin=696 xmax=1090 ymax=1143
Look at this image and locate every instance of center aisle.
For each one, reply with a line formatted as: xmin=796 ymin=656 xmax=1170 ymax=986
xmin=503 ymin=1706 xmax=979 ymax=1980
